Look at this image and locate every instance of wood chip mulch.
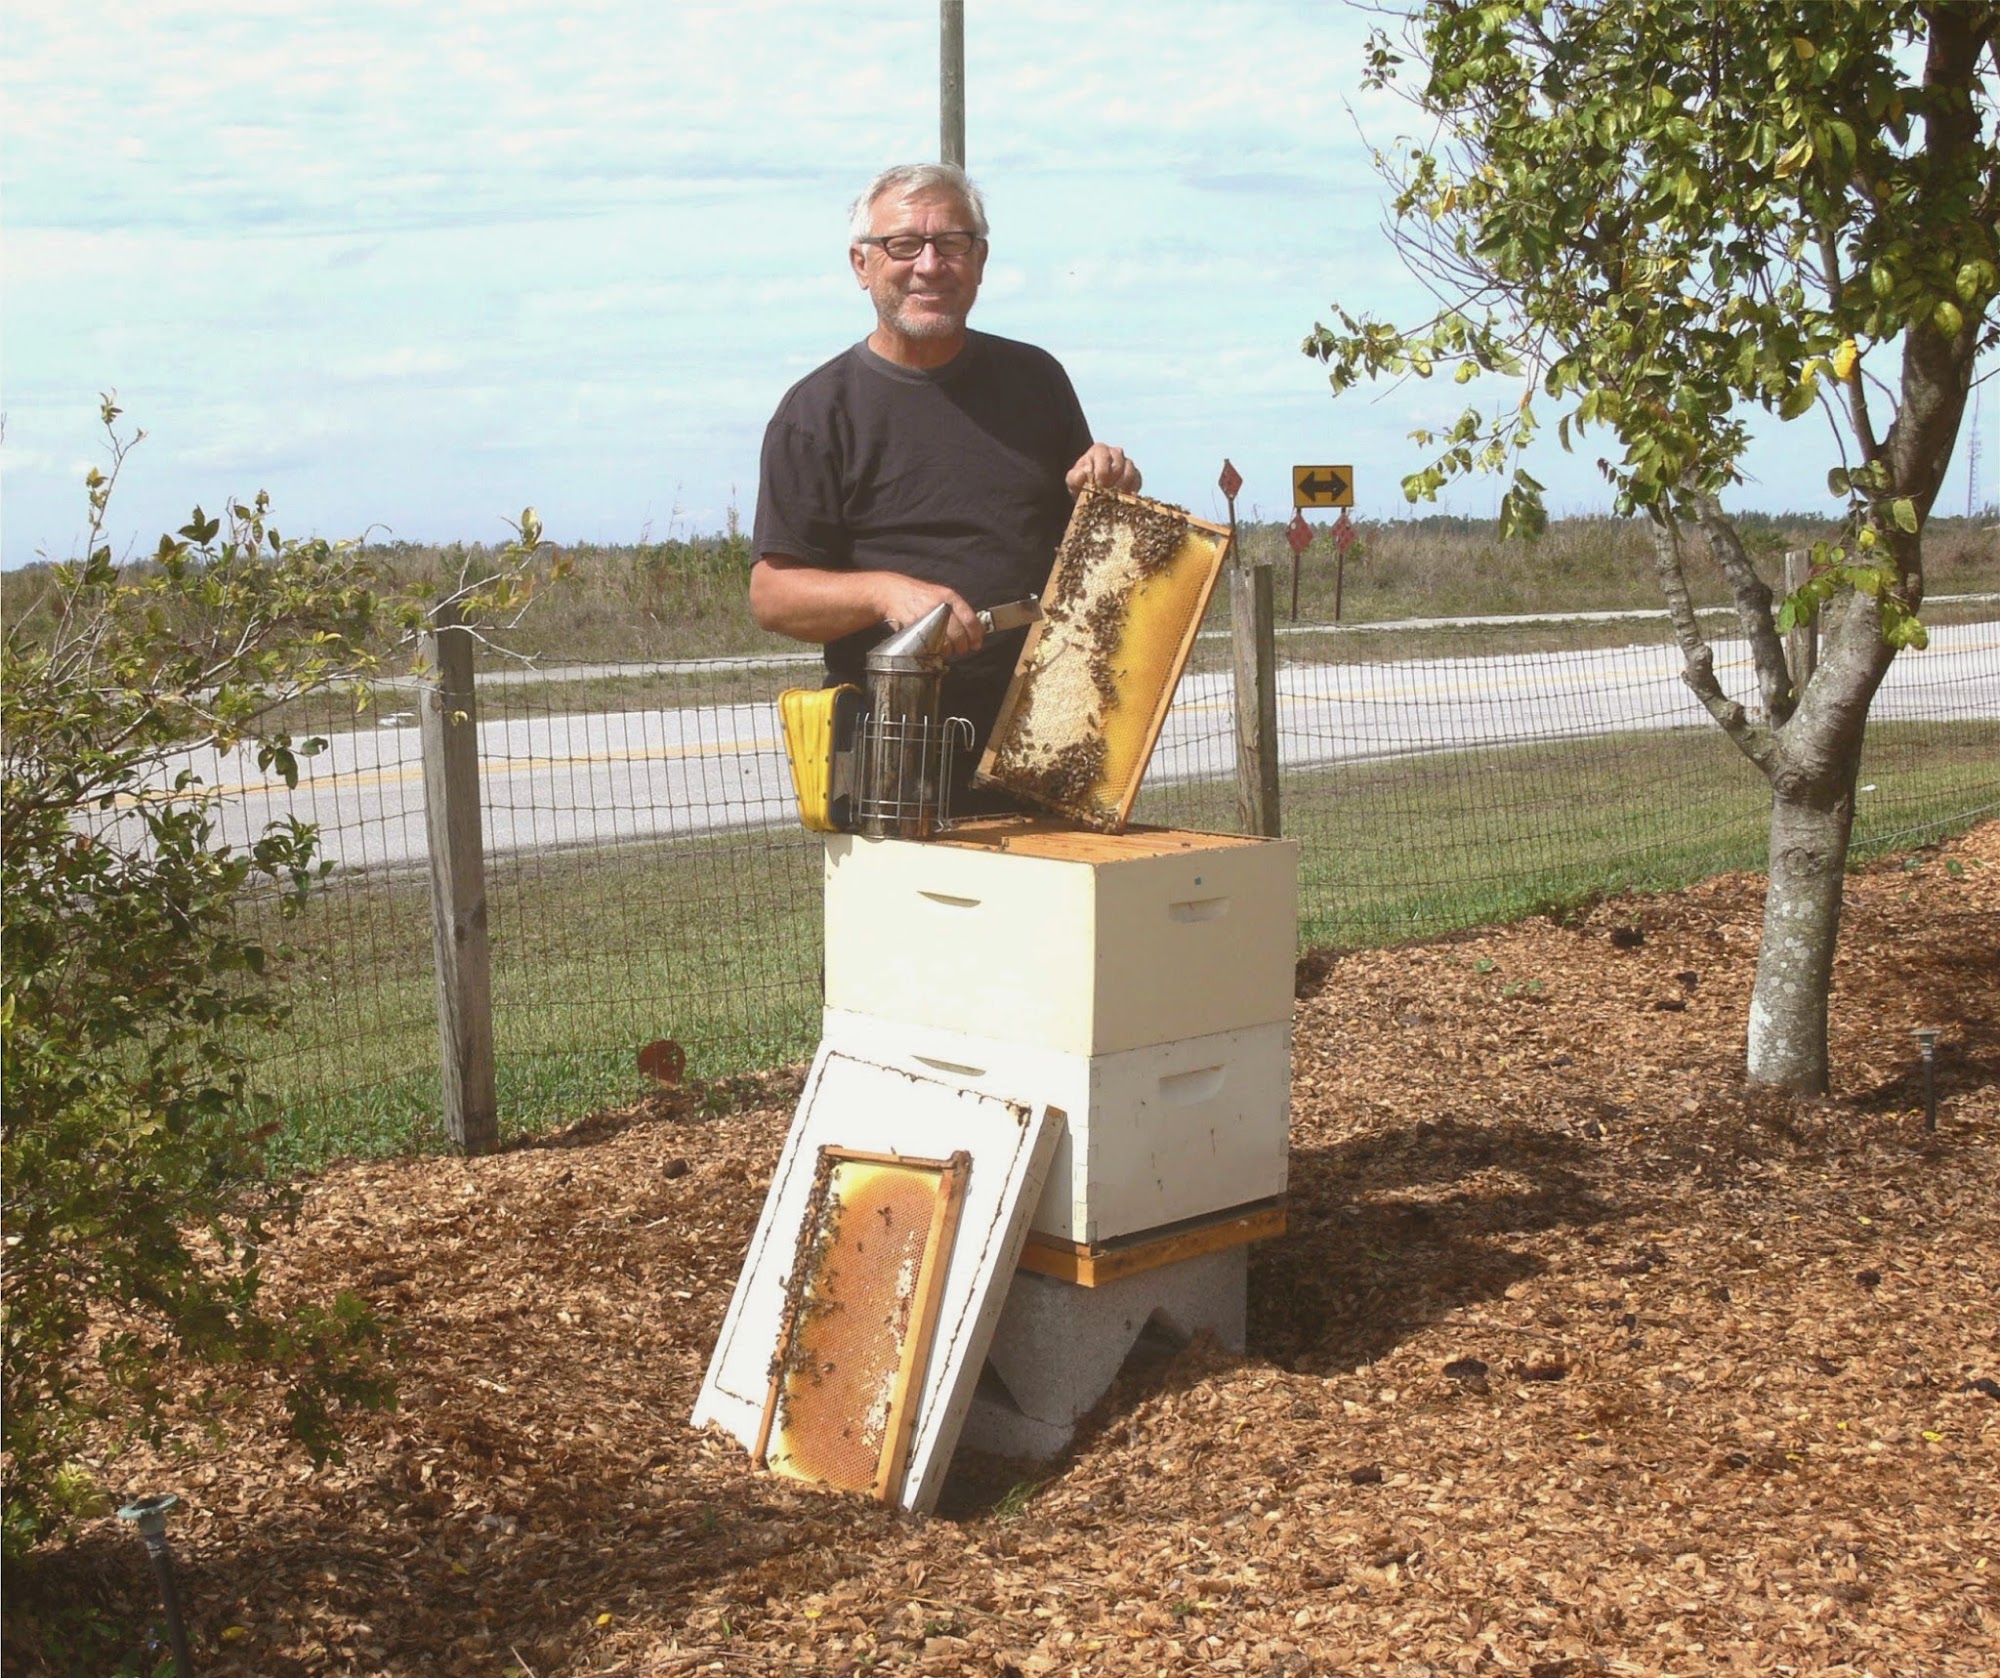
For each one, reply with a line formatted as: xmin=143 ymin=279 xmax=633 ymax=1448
xmin=11 ymin=823 xmax=1998 ymax=1677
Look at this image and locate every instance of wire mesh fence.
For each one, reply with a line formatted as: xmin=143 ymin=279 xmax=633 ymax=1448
xmin=1266 ymin=605 xmax=1998 ymax=949
xmin=250 ymin=598 xmax=2000 ymax=1159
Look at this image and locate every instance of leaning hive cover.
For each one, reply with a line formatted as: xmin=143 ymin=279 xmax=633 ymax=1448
xmin=976 ymin=488 xmax=1231 ymax=830
xmin=691 ymin=1049 xmax=1062 ymax=1513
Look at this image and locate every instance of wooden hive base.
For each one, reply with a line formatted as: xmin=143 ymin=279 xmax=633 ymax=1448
xmin=1017 ymin=1197 xmax=1287 ymax=1288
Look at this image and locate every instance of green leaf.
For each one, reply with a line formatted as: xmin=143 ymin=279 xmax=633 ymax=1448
xmin=1889 ymin=497 xmax=1918 ymax=533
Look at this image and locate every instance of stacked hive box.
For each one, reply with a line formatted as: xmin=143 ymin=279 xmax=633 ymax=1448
xmin=821 ymin=817 xmax=1299 ymax=1454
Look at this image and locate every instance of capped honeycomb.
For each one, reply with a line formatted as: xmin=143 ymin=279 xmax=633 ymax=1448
xmin=976 ymin=488 xmax=1231 ymax=830
xmin=756 ymin=1146 xmax=968 ymax=1502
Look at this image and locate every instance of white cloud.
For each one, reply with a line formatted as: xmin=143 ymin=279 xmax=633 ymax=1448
xmin=333 ymin=348 xmax=465 ymax=380
xmin=3 ymin=1 xmax=1987 ymax=566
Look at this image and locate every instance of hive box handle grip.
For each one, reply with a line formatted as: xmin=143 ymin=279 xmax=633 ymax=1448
xmin=1158 ymin=1066 xmax=1226 ymax=1104
xmin=1169 ymin=896 xmax=1229 ymax=923
xmin=919 ymin=890 xmax=982 ymax=910
xmin=915 ymin=1055 xmax=987 ymax=1078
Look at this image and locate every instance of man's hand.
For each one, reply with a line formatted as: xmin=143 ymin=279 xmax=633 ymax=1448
xmin=1065 ymin=443 xmax=1142 ymax=497
xmin=875 ymin=575 xmax=985 ymax=657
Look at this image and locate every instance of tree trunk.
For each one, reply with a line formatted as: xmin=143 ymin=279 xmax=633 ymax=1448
xmin=1742 ymin=591 xmax=1889 ymax=1093
xmin=1746 ymin=765 xmax=1860 ymax=1093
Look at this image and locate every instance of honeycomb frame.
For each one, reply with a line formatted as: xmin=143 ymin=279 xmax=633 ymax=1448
xmin=976 ymin=488 xmax=1232 ymax=831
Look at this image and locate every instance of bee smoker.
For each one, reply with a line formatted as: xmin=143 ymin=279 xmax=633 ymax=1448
xmin=855 ymin=602 xmax=972 ymax=839
xmin=777 ymin=598 xmax=1037 ymax=839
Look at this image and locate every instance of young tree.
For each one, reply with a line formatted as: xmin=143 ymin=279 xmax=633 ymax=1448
xmin=0 ymin=400 xmax=558 ymax=1556
xmin=1308 ymin=2 xmax=1997 ymax=1091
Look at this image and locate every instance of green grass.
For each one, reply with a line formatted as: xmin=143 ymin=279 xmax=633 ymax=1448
xmin=183 ymin=511 xmax=1995 ymax=1168
xmin=1279 ymin=717 xmax=1998 ymax=949
xmin=246 ymin=825 xmax=826 ymax=1171
xmin=17 ymin=509 xmax=1993 ymax=1176
xmin=1231 ymin=511 xmax=2000 ymax=628
xmin=1138 ymin=718 xmax=1997 ymax=950
xmin=250 ymin=711 xmax=1997 ymax=1173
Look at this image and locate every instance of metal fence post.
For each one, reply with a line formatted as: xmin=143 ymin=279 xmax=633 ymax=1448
xmin=1230 ymin=543 xmax=1283 ymax=837
xmin=421 ymin=599 xmax=499 ymax=1154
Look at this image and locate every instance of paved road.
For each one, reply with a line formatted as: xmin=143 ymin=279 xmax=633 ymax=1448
xmin=148 ymin=621 xmax=1999 ymax=871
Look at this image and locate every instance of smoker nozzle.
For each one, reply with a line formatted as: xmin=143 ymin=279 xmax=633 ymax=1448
xmin=870 ymin=601 xmax=954 ymax=673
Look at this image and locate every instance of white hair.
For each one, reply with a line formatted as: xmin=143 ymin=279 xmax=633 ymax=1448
xmin=847 ymin=163 xmax=989 ymax=243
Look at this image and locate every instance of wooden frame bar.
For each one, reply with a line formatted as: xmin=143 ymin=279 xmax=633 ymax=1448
xmin=1017 ymin=1199 xmax=1287 ymax=1288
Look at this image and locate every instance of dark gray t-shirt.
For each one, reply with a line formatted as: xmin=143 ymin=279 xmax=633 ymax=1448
xmin=752 ymin=330 xmax=1093 ymax=743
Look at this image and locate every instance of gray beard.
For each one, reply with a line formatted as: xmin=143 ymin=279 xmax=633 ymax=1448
xmin=884 ymin=301 xmax=966 ymax=339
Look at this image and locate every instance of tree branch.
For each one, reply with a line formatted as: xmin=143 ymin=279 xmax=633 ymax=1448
xmin=1818 ymin=229 xmax=1880 ymax=460
xmin=1647 ymin=505 xmax=1777 ymax=774
xmin=1881 ymin=6 xmax=1989 ymax=536
xmin=1691 ymin=493 xmax=1795 ymax=725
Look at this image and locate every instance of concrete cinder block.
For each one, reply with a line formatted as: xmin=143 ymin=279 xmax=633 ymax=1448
xmin=959 ymin=1385 xmax=1077 ymax=1463
xmin=956 ymin=1246 xmax=1248 ymax=1460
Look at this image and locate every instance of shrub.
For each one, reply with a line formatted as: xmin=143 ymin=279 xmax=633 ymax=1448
xmin=0 ymin=400 xmax=554 ymax=1557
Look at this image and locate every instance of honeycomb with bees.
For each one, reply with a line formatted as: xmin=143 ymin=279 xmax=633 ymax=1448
xmin=976 ymin=487 xmax=1231 ymax=830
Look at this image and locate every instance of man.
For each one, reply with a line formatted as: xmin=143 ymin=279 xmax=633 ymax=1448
xmin=750 ymin=162 xmax=1141 ymax=801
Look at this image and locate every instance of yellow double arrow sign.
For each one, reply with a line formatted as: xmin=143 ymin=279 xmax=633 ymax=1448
xmin=1292 ymin=465 xmax=1354 ymax=508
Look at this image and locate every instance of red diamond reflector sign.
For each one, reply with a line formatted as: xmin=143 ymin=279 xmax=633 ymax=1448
xmin=1217 ymin=459 xmax=1243 ymax=501
xmin=1286 ymin=511 xmax=1313 ymax=555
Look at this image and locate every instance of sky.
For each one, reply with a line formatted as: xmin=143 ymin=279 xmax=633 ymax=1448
xmin=3 ymin=0 xmax=1992 ymax=570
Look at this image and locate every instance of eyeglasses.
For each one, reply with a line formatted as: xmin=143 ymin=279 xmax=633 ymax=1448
xmin=856 ymin=230 xmax=982 ymax=261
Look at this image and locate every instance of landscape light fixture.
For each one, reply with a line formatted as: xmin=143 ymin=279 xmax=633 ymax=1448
xmin=1913 ymin=1027 xmax=1942 ymax=1132
xmin=118 ymin=1493 xmax=196 ymax=1677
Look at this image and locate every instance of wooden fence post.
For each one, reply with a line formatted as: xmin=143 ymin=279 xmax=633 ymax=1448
xmin=1230 ymin=542 xmax=1283 ymax=838
xmin=421 ymin=600 xmax=499 ymax=1154
xmin=1784 ymin=548 xmax=1818 ymax=700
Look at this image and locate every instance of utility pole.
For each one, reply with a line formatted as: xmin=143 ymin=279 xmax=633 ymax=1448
xmin=941 ymin=1 xmax=965 ymax=166
xmin=1967 ymin=391 xmax=1982 ymax=520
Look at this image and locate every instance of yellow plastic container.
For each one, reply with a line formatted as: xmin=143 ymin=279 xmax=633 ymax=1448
xmin=778 ymin=685 xmax=861 ymax=832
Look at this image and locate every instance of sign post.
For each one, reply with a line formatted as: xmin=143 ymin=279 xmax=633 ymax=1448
xmin=1293 ymin=465 xmax=1357 ymax=622
xmin=1331 ymin=510 xmax=1357 ymax=625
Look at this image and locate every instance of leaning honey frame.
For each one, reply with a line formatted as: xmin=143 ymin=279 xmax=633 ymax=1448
xmin=977 ymin=488 xmax=1232 ymax=831
xmin=752 ymin=1147 xmax=970 ymax=1503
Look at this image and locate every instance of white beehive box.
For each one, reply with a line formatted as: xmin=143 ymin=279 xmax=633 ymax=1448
xmin=823 ymin=820 xmax=1298 ymax=1057
xmin=821 ymin=1009 xmax=1291 ymax=1245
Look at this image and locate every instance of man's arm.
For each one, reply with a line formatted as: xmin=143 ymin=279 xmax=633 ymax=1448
xmin=1065 ymin=443 xmax=1142 ymax=496
xmin=750 ymin=555 xmax=988 ymax=657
